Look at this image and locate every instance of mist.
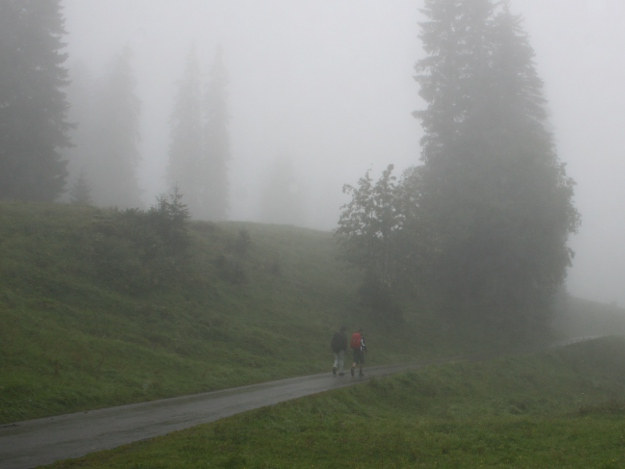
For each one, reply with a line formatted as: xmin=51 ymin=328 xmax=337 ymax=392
xmin=61 ymin=0 xmax=625 ymax=306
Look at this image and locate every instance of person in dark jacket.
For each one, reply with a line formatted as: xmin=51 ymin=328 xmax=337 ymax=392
xmin=330 ymin=326 xmax=348 ymax=376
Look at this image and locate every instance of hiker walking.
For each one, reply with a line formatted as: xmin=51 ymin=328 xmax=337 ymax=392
xmin=330 ymin=326 xmax=348 ymax=376
xmin=350 ymin=328 xmax=367 ymax=377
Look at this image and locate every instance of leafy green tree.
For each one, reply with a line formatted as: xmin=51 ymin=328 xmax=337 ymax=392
xmin=415 ymin=0 xmax=579 ymax=327
xmin=0 ymin=0 xmax=70 ymax=201
xmin=337 ymin=165 xmax=403 ymax=289
xmin=338 ymin=164 xmax=430 ymax=318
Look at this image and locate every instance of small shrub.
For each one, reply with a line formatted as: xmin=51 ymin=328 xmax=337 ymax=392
xmin=148 ymin=187 xmax=190 ymax=255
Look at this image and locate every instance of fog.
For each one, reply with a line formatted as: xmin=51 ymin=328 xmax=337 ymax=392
xmin=61 ymin=0 xmax=625 ymax=306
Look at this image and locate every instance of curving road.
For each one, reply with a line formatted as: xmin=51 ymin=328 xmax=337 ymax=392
xmin=0 ymin=361 xmax=446 ymax=469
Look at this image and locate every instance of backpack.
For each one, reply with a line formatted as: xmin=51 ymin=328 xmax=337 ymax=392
xmin=350 ymin=332 xmax=361 ymax=350
xmin=330 ymin=332 xmax=345 ymax=352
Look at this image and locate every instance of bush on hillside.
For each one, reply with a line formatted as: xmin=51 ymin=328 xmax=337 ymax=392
xmin=149 ymin=187 xmax=190 ymax=255
xmin=89 ymin=191 xmax=191 ymax=292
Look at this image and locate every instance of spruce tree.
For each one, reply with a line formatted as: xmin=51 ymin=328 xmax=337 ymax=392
xmin=64 ymin=61 xmax=97 ymax=202
xmin=68 ymin=170 xmax=92 ymax=205
xmin=167 ymin=47 xmax=231 ymax=221
xmin=415 ymin=0 xmax=579 ymax=329
xmin=0 ymin=0 xmax=70 ymax=201
xmin=89 ymin=46 xmax=142 ymax=208
xmin=203 ymin=48 xmax=230 ymax=220
xmin=167 ymin=48 xmax=204 ymax=217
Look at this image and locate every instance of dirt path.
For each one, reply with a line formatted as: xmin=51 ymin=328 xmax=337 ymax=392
xmin=0 ymin=362 xmax=440 ymax=469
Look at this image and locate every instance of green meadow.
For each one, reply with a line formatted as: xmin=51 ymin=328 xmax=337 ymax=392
xmin=0 ymin=202 xmax=426 ymax=423
xmin=48 ymin=337 xmax=625 ymax=468
xmin=2 ymin=202 xmax=625 ymax=467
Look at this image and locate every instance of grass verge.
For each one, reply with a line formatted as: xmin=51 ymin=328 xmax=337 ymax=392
xmin=46 ymin=336 xmax=625 ymax=468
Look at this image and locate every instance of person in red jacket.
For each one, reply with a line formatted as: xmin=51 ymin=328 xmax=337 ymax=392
xmin=350 ymin=328 xmax=367 ymax=377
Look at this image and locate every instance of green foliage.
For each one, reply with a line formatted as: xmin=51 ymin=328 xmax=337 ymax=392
xmin=149 ymin=187 xmax=191 ymax=254
xmin=45 ymin=337 xmax=625 ymax=468
xmin=337 ymin=165 xmax=402 ymax=285
xmin=337 ymin=165 xmax=423 ymax=319
xmin=0 ymin=0 xmax=70 ymax=201
xmin=86 ymin=191 xmax=191 ymax=293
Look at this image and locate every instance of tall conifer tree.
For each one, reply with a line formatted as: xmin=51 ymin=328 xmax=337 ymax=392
xmin=89 ymin=47 xmax=142 ymax=208
xmin=0 ymin=0 xmax=70 ymax=201
xmin=167 ymin=48 xmax=204 ymax=217
xmin=415 ymin=0 xmax=578 ymax=327
xmin=203 ymin=48 xmax=230 ymax=220
xmin=64 ymin=61 xmax=96 ymax=203
xmin=167 ymin=47 xmax=230 ymax=220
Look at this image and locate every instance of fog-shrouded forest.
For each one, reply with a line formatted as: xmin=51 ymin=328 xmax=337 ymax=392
xmin=2 ymin=0 xmax=625 ymax=310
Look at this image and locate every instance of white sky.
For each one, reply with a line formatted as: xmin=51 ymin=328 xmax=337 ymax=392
xmin=61 ymin=0 xmax=625 ymax=306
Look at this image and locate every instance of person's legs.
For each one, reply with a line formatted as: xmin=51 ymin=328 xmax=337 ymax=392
xmin=332 ymin=352 xmax=339 ymax=375
xmin=337 ymin=350 xmax=345 ymax=375
xmin=352 ymin=349 xmax=364 ymax=377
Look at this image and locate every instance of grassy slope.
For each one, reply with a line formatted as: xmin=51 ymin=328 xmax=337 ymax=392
xmin=1 ymin=202 xmax=429 ymax=423
xmin=47 ymin=336 xmax=625 ymax=468
xmin=5 ymin=202 xmax=625 ymax=466
xmin=553 ymin=294 xmax=625 ymax=340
